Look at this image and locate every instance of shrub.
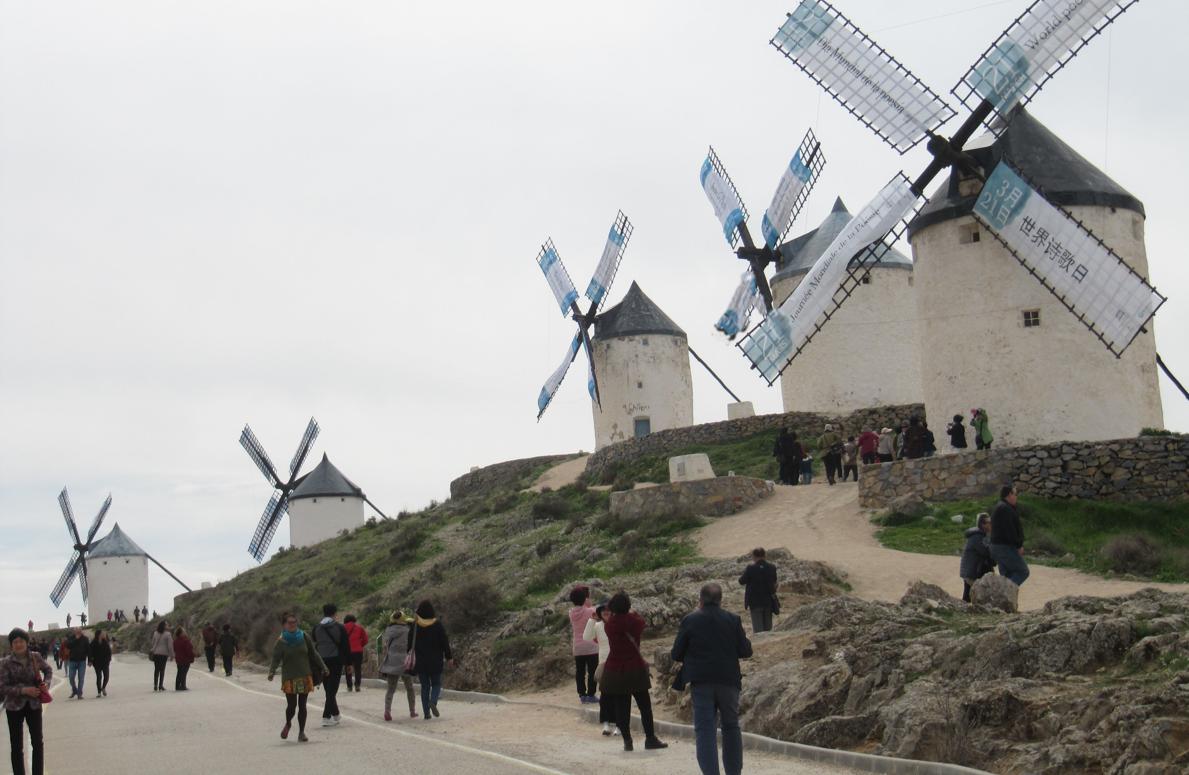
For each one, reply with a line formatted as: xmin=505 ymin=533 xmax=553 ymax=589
xmin=423 ymin=573 xmax=503 ymax=636
xmin=1030 ymin=530 xmax=1066 ymax=556
xmin=531 ymin=556 xmax=580 ymax=592
xmin=489 ymin=492 xmax=519 ymax=514
xmin=1139 ymin=427 xmax=1174 ymax=437
xmin=491 ymin=634 xmax=556 ymax=661
xmin=531 ymin=494 xmax=569 ymax=522
xmin=535 ymin=538 xmax=555 ymax=558
xmin=1102 ymin=534 xmax=1160 ymax=575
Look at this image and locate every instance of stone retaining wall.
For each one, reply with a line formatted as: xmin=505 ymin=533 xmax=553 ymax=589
xmin=449 ymin=453 xmax=580 ymax=499
xmin=610 ymin=476 xmax=775 ymax=521
xmin=585 ymin=404 xmax=925 ymax=483
xmin=859 ymin=434 xmax=1189 ymax=508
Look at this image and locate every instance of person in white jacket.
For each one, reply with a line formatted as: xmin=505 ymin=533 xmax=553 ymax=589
xmin=581 ymin=604 xmax=617 ymax=736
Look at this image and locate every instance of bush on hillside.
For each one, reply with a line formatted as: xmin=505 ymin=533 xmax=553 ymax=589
xmin=1102 ymin=534 xmax=1161 ymax=575
xmin=531 ymin=494 xmax=569 ymax=522
xmin=422 ymin=572 xmax=503 ymax=636
xmin=1030 ymin=530 xmax=1067 ymax=557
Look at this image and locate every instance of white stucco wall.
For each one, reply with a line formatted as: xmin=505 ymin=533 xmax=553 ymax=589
xmin=87 ymin=555 xmax=148 ymax=624
xmin=772 ymin=267 xmax=924 ymax=414
xmin=590 ymin=334 xmax=694 ymax=450
xmin=288 ymin=495 xmax=365 ymax=548
xmin=910 ymin=207 xmax=1163 ymax=449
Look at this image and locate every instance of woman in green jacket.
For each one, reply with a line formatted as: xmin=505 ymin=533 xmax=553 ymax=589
xmin=268 ymin=612 xmax=327 ymax=742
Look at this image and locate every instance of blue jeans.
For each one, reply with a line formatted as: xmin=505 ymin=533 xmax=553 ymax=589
xmin=991 ymin=544 xmax=1030 ymax=586
xmin=800 ymin=465 xmax=813 ymax=485
xmin=417 ymin=671 xmax=442 ymax=716
xmin=68 ymin=660 xmax=86 ymax=696
xmin=691 ymin=683 xmax=742 ymax=775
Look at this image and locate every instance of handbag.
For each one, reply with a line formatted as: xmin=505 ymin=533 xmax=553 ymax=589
xmin=402 ymin=622 xmax=417 ymax=673
xmin=34 ymin=655 xmax=51 ymax=704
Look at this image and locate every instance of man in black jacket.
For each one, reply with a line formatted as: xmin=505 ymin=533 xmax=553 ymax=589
xmin=738 ymin=547 xmax=778 ymax=633
xmin=990 ymin=485 xmax=1030 ymax=586
xmin=65 ymin=627 xmax=90 ymax=699
xmin=314 ymin=603 xmax=351 ymax=726
xmin=671 ymin=583 xmax=753 ymax=775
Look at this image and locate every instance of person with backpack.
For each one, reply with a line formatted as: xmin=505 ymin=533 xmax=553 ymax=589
xmin=149 ymin=621 xmax=173 ymax=692
xmin=219 ymin=625 xmax=239 ymax=676
xmin=817 ymin=423 xmax=843 ymax=485
xmin=738 ymin=547 xmax=779 ymax=634
xmin=342 ymin=614 xmax=368 ymax=693
xmin=268 ymin=612 xmax=327 ymax=743
xmin=313 ymin=604 xmax=351 ymax=727
xmin=408 ymin=600 xmax=453 ymax=720
xmin=89 ymin=630 xmax=112 ymax=697
xmin=378 ymin=610 xmax=417 ymax=721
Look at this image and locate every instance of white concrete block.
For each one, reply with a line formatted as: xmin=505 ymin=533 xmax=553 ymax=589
xmin=727 ymin=401 xmax=755 ymax=419
xmin=201 ymin=581 xmax=213 ymax=589
xmin=668 ymin=453 xmax=715 ymax=483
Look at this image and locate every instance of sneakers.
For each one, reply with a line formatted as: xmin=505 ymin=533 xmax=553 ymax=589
xmin=333 ymin=715 xmax=341 ymax=725
xmin=430 ymin=703 xmax=440 ymax=718
xmin=298 ymin=732 xmax=309 ymax=743
xmin=623 ymin=737 xmax=633 ymax=752
xmin=355 ymin=686 xmax=361 ymax=693
xmin=384 ymin=711 xmax=392 ymax=722
xmin=602 ymin=723 xmax=612 ymax=736
xmin=281 ymin=722 xmax=291 ymax=740
xmin=579 ymin=695 xmax=598 ymax=704
xmin=410 ymin=709 xmax=418 ymax=718
xmin=644 ymin=737 xmax=669 ymax=750
xmin=320 ymin=718 xmax=335 ymax=727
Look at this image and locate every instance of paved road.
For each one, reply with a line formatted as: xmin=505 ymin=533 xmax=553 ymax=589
xmin=42 ymin=654 xmax=856 ymax=775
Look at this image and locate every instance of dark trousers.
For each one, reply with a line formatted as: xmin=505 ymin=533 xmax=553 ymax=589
xmin=611 ymin=691 xmax=655 ymax=741
xmin=777 ymin=458 xmax=798 ymax=485
xmin=222 ymin=653 xmax=234 ymax=676
xmin=842 ymin=463 xmax=858 ymax=481
xmin=418 ymin=671 xmax=443 ymax=717
xmin=204 ymin=645 xmax=216 ymax=672
xmin=749 ymin=607 xmax=773 ymax=634
xmin=322 ymin=657 xmax=343 ymax=718
xmin=6 ymin=706 xmax=42 ymax=775
xmin=598 ymin=690 xmax=614 ymax=723
xmin=962 ymin=580 xmax=973 ymax=603
xmin=285 ymin=693 xmax=309 ymax=731
xmin=93 ymin=664 xmax=109 ymax=694
xmin=877 ymin=453 xmax=893 ymax=462
xmin=861 ymin=452 xmax=877 ymax=465
xmin=692 ymin=683 xmax=742 ymax=775
xmin=823 ymin=453 xmax=842 ymax=484
xmin=175 ymin=663 xmax=190 ymax=690
xmin=991 ymin=544 xmax=1030 ymax=586
xmin=151 ymin=655 xmax=168 ymax=690
xmin=574 ymin=654 xmax=598 ymax=697
xmin=348 ymin=652 xmax=363 ymax=690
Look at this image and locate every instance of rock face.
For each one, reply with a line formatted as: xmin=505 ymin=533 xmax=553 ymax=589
xmin=971 ymin=573 xmax=1020 ymax=613
xmin=609 ymin=476 xmax=774 ymax=520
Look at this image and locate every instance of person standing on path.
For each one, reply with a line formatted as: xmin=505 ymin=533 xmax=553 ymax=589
xmin=201 ymin=623 xmax=218 ymax=672
xmin=857 ymin=427 xmax=880 ymax=465
xmin=133 ymin=607 xmax=140 ymax=624
xmin=738 ymin=548 xmax=778 ymax=634
xmin=173 ymin=627 xmax=195 ymax=691
xmin=947 ymin=414 xmax=968 ymax=451
xmin=378 ymin=611 xmax=417 ymax=721
xmin=568 ymin=586 xmax=599 ymax=705
xmin=408 ymin=600 xmax=453 ymax=721
xmin=219 ymin=625 xmax=239 ymax=676
xmin=149 ymin=621 xmax=173 ymax=692
xmin=313 ymin=604 xmax=351 ymax=727
xmin=817 ymin=424 xmax=843 ymax=485
xmin=990 ymin=485 xmax=1029 ymax=586
xmin=268 ymin=613 xmax=326 ymax=743
xmin=65 ymin=628 xmax=89 ymax=700
xmin=771 ymin=429 xmax=801 ymax=486
xmin=972 ymin=408 xmax=993 ymax=450
xmin=89 ymin=630 xmax=112 ymax=697
xmin=342 ymin=615 xmax=368 ymax=693
xmin=582 ymin=604 xmax=617 ymax=736
xmin=877 ymin=427 xmax=896 ymax=462
xmin=600 ymin=592 xmax=667 ymax=752
xmin=960 ymin=513 xmax=995 ymax=602
xmin=1 ymin=628 xmax=52 ymax=775
xmin=50 ymin=641 xmax=60 ymax=671
xmin=671 ymin=583 xmax=754 ymax=775
xmin=841 ymin=437 xmax=859 ymax=482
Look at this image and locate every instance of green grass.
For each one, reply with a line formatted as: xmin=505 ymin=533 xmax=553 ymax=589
xmin=875 ymin=495 xmax=1189 ymax=582
xmin=598 ymin=431 xmax=828 ymax=486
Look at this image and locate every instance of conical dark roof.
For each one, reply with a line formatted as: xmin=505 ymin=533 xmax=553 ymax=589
xmin=290 ymin=453 xmax=365 ymax=500
xmin=89 ymin=523 xmax=148 ymax=559
xmin=593 ymin=282 xmax=686 ymax=340
xmin=773 ymin=197 xmax=911 ymax=283
xmin=908 ymin=107 xmax=1143 ymax=237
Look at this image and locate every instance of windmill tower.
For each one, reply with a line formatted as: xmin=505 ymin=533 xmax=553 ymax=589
xmin=908 ymin=109 xmax=1163 ymax=446
xmin=589 ymin=282 xmax=693 ymax=449
xmin=287 ymin=453 xmax=370 ymax=548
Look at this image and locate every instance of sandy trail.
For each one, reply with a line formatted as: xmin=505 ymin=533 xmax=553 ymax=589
xmin=695 ymin=482 xmax=1189 ymax=610
xmin=528 ymin=455 xmax=589 ymax=492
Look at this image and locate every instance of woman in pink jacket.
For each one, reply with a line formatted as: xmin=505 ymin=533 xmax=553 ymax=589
xmin=567 ymin=585 xmax=599 ymax=704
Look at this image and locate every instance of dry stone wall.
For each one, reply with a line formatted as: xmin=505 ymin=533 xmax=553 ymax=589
xmin=859 ymin=434 xmax=1189 ymax=508
xmin=584 ymin=404 xmax=924 ymax=483
xmin=610 ymin=476 xmax=775 ymax=521
xmin=449 ymin=454 xmax=580 ymax=499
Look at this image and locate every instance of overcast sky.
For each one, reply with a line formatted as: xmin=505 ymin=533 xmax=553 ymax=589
xmin=3 ymin=0 xmax=1186 ymax=630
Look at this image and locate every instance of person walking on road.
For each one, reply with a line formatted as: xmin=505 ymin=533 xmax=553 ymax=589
xmin=268 ymin=613 xmax=326 ymax=743
xmin=990 ymin=485 xmax=1029 ymax=585
xmin=173 ymin=627 xmax=195 ymax=691
xmin=960 ymin=513 xmax=995 ymax=602
xmin=738 ymin=547 xmax=778 ymax=634
xmin=409 ymin=600 xmax=453 ymax=721
xmin=65 ymin=628 xmax=89 ymax=700
xmin=343 ymin=615 xmax=369 ymax=693
xmin=857 ymin=427 xmax=880 ymax=466
xmin=1 ymin=628 xmax=53 ymax=775
xmin=378 ymin=610 xmax=417 ymax=721
xmin=219 ymin=625 xmax=239 ymax=676
xmin=313 ymin=604 xmax=351 ymax=727
xmin=671 ymin=583 xmax=754 ymax=775
xmin=201 ymin=622 xmax=218 ymax=672
xmin=89 ymin=630 xmax=112 ymax=697
xmin=50 ymin=641 xmax=60 ymax=671
xmin=582 ymin=604 xmax=617 ymax=736
xmin=817 ymin=424 xmax=843 ymax=485
xmin=149 ymin=621 xmax=173 ymax=692
xmin=600 ymin=592 xmax=667 ymax=752
xmin=568 ymin=585 xmax=599 ymax=705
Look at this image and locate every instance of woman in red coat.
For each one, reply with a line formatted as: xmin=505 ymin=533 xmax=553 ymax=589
xmin=599 ymin=592 xmax=667 ymax=752
xmin=343 ymin=614 xmax=369 ymax=692
xmin=173 ymin=627 xmax=196 ymax=691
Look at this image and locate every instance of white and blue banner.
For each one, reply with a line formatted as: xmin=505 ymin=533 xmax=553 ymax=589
xmin=586 ymin=213 xmax=632 ymax=308
xmin=761 ymin=144 xmax=814 ymax=249
xmin=537 ymin=333 xmax=582 ymax=418
xmin=972 ymin=162 xmax=1164 ymax=354
xmin=538 ymin=243 xmax=578 ymax=316
xmin=716 ymin=271 xmax=759 ymax=340
xmin=741 ymin=175 xmax=918 ymax=382
xmin=701 ymin=155 xmax=746 ymax=246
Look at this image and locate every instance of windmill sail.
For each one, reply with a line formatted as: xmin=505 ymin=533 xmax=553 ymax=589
xmin=585 ymin=211 xmax=633 ymax=310
xmin=288 ymin=417 xmax=320 ymax=477
xmin=84 ymin=494 xmax=112 ymax=545
xmin=537 ymin=241 xmax=579 ymax=316
xmin=761 ymin=129 xmax=826 ymax=249
xmin=701 ymin=147 xmax=748 ymax=247
xmin=954 ymin=0 xmax=1142 ymax=131
xmin=240 ymin=425 xmax=282 ymax=486
xmin=771 ymin=0 xmax=955 ymax=153
xmin=537 ymin=333 xmax=582 ymax=419
xmin=58 ymin=489 xmax=81 ymax=545
xmin=50 ymin=551 xmax=82 ymax=607
xmin=248 ymin=491 xmax=288 ymax=562
xmin=972 ymin=161 xmax=1164 ymax=354
xmin=716 ymin=271 xmax=760 ymax=340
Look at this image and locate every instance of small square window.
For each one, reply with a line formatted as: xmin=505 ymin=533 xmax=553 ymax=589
xmin=959 ymin=223 xmax=981 ymax=244
xmin=636 ymin=381 xmax=643 ymax=389
xmin=641 ymin=337 xmax=649 ymax=346
xmin=1023 ymin=309 xmax=1041 ymax=328
xmin=860 ymin=272 xmax=871 ymax=285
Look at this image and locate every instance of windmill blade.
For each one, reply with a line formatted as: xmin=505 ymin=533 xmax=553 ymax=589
xmin=78 ymin=560 xmax=90 ymax=604
xmin=49 ymin=552 xmax=82 ymax=607
xmin=585 ymin=211 xmax=633 ymax=311
xmin=536 ymin=333 xmax=582 ymax=420
xmin=536 ymin=240 xmax=580 ymax=316
xmin=288 ymin=417 xmax=320 ymax=479
xmin=58 ymin=488 xmax=82 ymax=546
xmin=579 ymin=328 xmax=602 ymax=408
xmin=971 ymin=160 xmax=1165 ymax=355
xmin=716 ymin=271 xmax=760 ymax=340
xmin=146 ymin=554 xmax=192 ymax=592
xmin=84 ymin=493 xmax=113 ymax=545
xmin=761 ymin=129 xmax=827 ymax=249
xmin=739 ymin=174 xmax=920 ymax=383
xmin=700 ymin=147 xmax=749 ymax=248
xmin=953 ymin=0 xmax=1141 ymax=134
xmin=770 ymin=0 xmax=956 ymax=154
xmin=240 ymin=424 xmax=282 ymax=488
xmin=248 ymin=491 xmax=288 ymax=562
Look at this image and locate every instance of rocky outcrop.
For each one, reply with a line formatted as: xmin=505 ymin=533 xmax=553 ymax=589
xmin=609 ymin=476 xmax=774 ymax=520
xmin=450 ymin=453 xmax=581 ymax=499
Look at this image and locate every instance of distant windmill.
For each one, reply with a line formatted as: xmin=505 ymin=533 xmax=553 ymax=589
xmin=739 ymin=0 xmax=1166 ymax=382
xmin=240 ymin=417 xmax=320 ymax=562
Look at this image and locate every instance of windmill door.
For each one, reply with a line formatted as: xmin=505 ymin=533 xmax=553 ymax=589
xmin=633 ymin=417 xmax=651 ymax=438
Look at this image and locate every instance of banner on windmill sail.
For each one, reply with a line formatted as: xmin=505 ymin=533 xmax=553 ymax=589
xmin=701 ymin=154 xmax=746 ymax=247
xmin=716 ymin=271 xmax=759 ymax=340
xmin=537 ymin=333 xmax=582 ymax=418
xmin=761 ymin=132 xmax=819 ymax=249
xmin=586 ymin=212 xmax=632 ymax=308
xmin=740 ymin=175 xmax=918 ymax=383
xmin=956 ymin=0 xmax=1139 ymax=125
xmin=972 ymin=162 xmax=1164 ymax=355
xmin=537 ymin=242 xmax=578 ymax=316
xmin=771 ymin=0 xmax=955 ymax=153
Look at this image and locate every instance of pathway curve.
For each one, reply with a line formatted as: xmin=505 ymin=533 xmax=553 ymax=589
xmin=528 ymin=455 xmax=590 ymax=492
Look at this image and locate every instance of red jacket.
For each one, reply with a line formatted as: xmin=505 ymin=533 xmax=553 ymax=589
xmin=602 ymin=611 xmax=647 ymax=674
xmin=857 ymin=431 xmax=880 ymax=455
xmin=174 ymin=635 xmax=196 ymax=666
xmin=344 ymin=622 xmax=369 ymax=654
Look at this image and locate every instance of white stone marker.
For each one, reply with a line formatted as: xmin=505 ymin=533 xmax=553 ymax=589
xmin=727 ymin=401 xmax=755 ymax=419
xmin=669 ymin=453 xmax=716 ymax=483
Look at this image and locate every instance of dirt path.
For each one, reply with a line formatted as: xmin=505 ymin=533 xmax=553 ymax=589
xmin=528 ymin=456 xmax=589 ymax=492
xmin=695 ymin=482 xmax=1189 ymax=611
